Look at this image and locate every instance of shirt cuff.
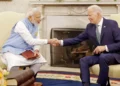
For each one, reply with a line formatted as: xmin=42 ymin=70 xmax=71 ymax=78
xmin=34 ymin=45 xmax=40 ymax=51
xmin=105 ymin=45 xmax=109 ymax=52
xmin=45 ymin=40 xmax=48 ymax=44
xmin=60 ymin=40 xmax=63 ymax=46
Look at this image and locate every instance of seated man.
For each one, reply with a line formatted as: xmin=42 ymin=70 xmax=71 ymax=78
xmin=52 ymin=5 xmax=120 ymax=86
xmin=1 ymin=7 xmax=53 ymax=81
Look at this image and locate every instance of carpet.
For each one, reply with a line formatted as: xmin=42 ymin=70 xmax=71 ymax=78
xmin=36 ymin=71 xmax=120 ymax=86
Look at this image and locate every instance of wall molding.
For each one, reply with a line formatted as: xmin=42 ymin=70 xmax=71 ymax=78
xmin=30 ymin=1 xmax=120 ymax=5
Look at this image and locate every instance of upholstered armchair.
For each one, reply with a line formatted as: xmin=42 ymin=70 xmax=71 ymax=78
xmin=0 ymin=11 xmax=24 ymax=69
xmin=0 ymin=12 xmax=38 ymax=85
xmin=90 ymin=14 xmax=120 ymax=78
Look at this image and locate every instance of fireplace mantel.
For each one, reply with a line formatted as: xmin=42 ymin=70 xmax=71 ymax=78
xmin=30 ymin=1 xmax=120 ymax=6
xmin=30 ymin=1 xmax=120 ymax=15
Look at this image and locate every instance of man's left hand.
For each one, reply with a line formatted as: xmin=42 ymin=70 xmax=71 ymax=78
xmin=93 ymin=46 xmax=106 ymax=54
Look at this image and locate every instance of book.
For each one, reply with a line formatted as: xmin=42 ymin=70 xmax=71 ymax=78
xmin=7 ymin=69 xmax=34 ymax=86
xmin=21 ymin=50 xmax=38 ymax=60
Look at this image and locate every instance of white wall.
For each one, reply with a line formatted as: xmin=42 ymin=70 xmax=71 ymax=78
xmin=0 ymin=0 xmax=30 ymax=13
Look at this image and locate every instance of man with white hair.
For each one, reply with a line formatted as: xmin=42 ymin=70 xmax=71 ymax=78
xmin=2 ymin=7 xmax=54 ymax=84
xmin=51 ymin=5 xmax=120 ymax=86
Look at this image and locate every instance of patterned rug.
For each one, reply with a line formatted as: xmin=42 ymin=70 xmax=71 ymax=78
xmin=36 ymin=71 xmax=120 ymax=86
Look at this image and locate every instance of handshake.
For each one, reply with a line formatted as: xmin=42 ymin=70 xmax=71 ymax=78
xmin=48 ymin=38 xmax=61 ymax=46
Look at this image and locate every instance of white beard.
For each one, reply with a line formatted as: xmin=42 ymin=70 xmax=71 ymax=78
xmin=31 ymin=17 xmax=39 ymax=26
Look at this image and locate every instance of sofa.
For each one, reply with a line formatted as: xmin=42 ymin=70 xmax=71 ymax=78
xmin=90 ymin=14 xmax=120 ymax=78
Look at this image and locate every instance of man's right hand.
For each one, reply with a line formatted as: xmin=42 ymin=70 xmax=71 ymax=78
xmin=93 ymin=45 xmax=106 ymax=54
xmin=48 ymin=38 xmax=61 ymax=46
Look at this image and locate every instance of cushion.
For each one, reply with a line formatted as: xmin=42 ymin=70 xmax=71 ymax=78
xmin=0 ymin=54 xmax=7 ymax=69
xmin=90 ymin=64 xmax=120 ymax=78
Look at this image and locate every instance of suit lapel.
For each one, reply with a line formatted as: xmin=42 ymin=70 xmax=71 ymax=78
xmin=100 ymin=18 xmax=107 ymax=43
xmin=92 ymin=24 xmax=99 ymax=44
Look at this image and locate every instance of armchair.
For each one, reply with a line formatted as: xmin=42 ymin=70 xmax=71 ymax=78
xmin=0 ymin=11 xmax=25 ymax=69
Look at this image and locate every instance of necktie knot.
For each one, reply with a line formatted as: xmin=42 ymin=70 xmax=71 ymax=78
xmin=96 ymin=25 xmax=99 ymax=28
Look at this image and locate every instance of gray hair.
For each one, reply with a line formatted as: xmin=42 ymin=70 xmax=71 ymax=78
xmin=88 ymin=5 xmax=103 ymax=16
xmin=26 ymin=7 xmax=41 ymax=18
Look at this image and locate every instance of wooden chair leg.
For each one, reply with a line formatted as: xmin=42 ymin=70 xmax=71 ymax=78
xmin=107 ymin=77 xmax=110 ymax=86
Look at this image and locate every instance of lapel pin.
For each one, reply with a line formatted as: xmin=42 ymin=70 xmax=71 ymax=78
xmin=104 ymin=26 xmax=106 ymax=28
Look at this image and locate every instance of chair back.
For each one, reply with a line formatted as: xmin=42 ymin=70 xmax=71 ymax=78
xmin=0 ymin=11 xmax=24 ymax=49
xmin=110 ymin=14 xmax=120 ymax=27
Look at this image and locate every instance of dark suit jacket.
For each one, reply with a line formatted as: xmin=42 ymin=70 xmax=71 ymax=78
xmin=63 ymin=18 xmax=120 ymax=61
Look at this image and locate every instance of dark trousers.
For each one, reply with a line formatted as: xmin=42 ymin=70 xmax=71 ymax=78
xmin=79 ymin=53 xmax=119 ymax=86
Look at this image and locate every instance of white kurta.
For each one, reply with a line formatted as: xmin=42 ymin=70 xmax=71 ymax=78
xmin=1 ymin=21 xmax=47 ymax=71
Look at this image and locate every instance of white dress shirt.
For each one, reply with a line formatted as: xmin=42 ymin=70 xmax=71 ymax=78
xmin=97 ymin=18 xmax=108 ymax=52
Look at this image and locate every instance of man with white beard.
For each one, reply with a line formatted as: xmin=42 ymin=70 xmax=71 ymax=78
xmin=2 ymin=7 xmax=54 ymax=85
